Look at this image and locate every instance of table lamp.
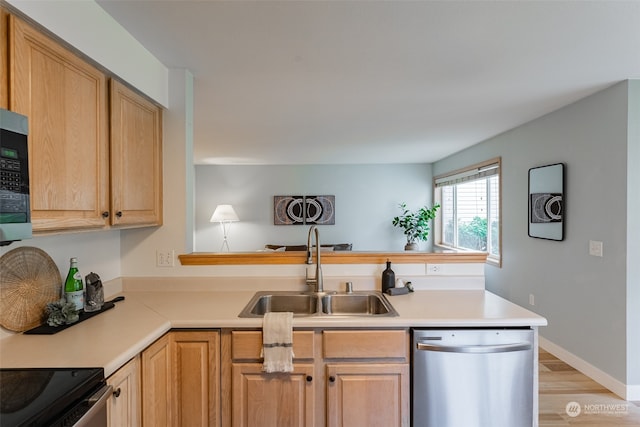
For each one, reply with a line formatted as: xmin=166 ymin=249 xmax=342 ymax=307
xmin=210 ymin=204 xmax=239 ymax=252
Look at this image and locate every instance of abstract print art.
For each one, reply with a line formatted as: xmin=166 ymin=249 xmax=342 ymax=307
xmin=528 ymin=163 xmax=565 ymax=241
xmin=530 ymin=193 xmax=563 ymax=223
xmin=274 ymin=195 xmax=335 ymax=225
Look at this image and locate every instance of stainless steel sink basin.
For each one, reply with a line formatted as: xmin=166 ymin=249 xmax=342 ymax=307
xmin=240 ymin=292 xmax=318 ymax=316
xmin=238 ymin=291 xmax=398 ymax=318
xmin=321 ymin=293 xmax=396 ymax=316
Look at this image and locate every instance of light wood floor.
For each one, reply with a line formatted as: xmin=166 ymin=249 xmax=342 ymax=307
xmin=539 ymin=348 xmax=640 ymax=426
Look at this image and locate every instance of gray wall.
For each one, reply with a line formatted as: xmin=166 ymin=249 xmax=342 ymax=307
xmin=627 ymin=81 xmax=640 ymax=385
xmin=195 ymin=164 xmax=434 ymax=252
xmin=434 ymin=81 xmax=638 ymax=386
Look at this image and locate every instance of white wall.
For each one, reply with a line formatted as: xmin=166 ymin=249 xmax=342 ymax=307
xmin=120 ymin=69 xmax=194 ymax=277
xmin=0 ymin=230 xmax=121 ymax=283
xmin=195 ymin=164 xmax=434 ymax=252
xmin=434 ymin=80 xmax=638 ymax=396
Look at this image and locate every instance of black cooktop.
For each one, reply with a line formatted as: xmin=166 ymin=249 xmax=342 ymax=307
xmin=0 ymin=367 xmax=104 ymax=426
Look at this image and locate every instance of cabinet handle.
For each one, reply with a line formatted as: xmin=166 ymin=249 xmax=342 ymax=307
xmin=329 ymin=376 xmax=336 ymax=383
xmin=115 ymin=211 xmax=123 ymax=218
xmin=113 ymin=388 xmax=121 ymax=398
xmin=101 ymin=211 xmax=109 ymax=219
xmin=306 ymin=375 xmax=313 ymax=382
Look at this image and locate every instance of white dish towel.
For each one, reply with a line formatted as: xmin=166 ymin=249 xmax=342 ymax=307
xmin=261 ymin=312 xmax=294 ymax=373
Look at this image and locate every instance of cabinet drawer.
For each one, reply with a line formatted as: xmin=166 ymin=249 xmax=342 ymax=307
xmin=323 ymin=330 xmax=408 ymax=359
xmin=231 ymin=330 xmax=315 ymax=360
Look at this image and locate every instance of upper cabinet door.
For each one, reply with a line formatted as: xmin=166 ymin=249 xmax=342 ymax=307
xmin=9 ymin=15 xmax=110 ymax=231
xmin=1 ymin=7 xmax=8 ymax=109
xmin=109 ymin=79 xmax=163 ymax=227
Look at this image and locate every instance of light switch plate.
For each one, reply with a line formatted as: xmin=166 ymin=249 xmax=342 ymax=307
xmin=589 ymin=240 xmax=603 ymax=257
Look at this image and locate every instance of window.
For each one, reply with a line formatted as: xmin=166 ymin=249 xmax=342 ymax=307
xmin=434 ymin=158 xmax=501 ymax=266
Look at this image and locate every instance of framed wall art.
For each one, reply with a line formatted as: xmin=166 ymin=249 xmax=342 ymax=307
xmin=274 ymin=195 xmax=305 ymax=225
xmin=528 ymin=163 xmax=565 ymax=241
xmin=273 ymin=195 xmax=335 ymax=225
xmin=304 ymin=195 xmax=335 ymax=225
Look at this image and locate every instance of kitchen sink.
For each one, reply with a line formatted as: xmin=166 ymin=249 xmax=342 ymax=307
xmin=321 ymin=293 xmax=395 ymax=315
xmin=238 ymin=291 xmax=398 ymax=318
xmin=242 ymin=293 xmax=319 ymax=316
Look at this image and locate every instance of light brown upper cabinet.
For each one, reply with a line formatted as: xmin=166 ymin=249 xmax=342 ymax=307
xmin=109 ymin=79 xmax=162 ymax=227
xmin=9 ymin=14 xmax=110 ymax=231
xmin=7 ymin=14 xmax=162 ymax=232
xmin=1 ymin=7 xmax=9 ymax=109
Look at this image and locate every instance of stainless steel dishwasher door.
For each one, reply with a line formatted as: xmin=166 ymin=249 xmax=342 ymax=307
xmin=412 ymin=328 xmax=534 ymax=427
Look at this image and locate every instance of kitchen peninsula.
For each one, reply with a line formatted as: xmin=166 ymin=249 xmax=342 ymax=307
xmin=0 ymin=253 xmax=547 ymax=427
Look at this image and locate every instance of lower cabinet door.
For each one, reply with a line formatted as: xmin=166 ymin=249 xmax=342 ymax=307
xmin=171 ymin=330 xmax=220 ymax=427
xmin=231 ymin=363 xmax=315 ymax=427
xmin=141 ymin=334 xmax=172 ymax=426
xmin=107 ymin=356 xmax=141 ymax=427
xmin=326 ymin=363 xmax=410 ymax=427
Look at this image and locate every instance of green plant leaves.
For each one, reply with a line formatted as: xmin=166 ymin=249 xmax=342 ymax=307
xmin=391 ymin=202 xmax=440 ymax=243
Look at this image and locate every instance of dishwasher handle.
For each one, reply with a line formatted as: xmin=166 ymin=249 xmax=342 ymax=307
xmin=416 ymin=341 xmax=531 ymax=354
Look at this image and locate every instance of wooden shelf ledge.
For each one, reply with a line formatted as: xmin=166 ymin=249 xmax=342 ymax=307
xmin=178 ymin=251 xmax=488 ymax=266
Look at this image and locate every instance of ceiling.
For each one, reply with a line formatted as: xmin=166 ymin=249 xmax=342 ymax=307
xmin=96 ymin=0 xmax=640 ymax=165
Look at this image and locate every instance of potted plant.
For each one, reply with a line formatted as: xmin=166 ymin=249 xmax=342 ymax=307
xmin=392 ymin=202 xmax=440 ymax=250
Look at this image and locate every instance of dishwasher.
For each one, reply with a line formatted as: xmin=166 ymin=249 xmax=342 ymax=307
xmin=412 ymin=328 xmax=534 ymax=427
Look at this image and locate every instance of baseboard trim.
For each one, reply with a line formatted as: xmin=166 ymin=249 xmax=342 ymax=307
xmin=539 ymin=336 xmax=639 ymax=401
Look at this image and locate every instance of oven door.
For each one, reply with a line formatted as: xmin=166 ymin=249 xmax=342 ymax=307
xmin=55 ymin=384 xmax=112 ymax=427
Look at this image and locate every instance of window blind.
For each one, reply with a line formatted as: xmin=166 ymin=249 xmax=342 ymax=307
xmin=434 ymin=163 xmax=499 ymax=188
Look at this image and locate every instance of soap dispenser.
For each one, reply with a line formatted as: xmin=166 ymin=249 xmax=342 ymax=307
xmin=381 ymin=259 xmax=395 ymax=293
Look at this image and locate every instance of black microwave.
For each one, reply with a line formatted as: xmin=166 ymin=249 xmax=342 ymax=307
xmin=0 ymin=108 xmax=31 ymax=245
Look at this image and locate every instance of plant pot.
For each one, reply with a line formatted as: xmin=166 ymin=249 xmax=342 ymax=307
xmin=404 ymin=242 xmax=419 ymax=251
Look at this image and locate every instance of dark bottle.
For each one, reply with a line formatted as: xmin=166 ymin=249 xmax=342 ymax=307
xmin=381 ymin=259 xmax=395 ymax=293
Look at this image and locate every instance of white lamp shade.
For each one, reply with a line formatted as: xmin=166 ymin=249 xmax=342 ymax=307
xmin=210 ymin=204 xmax=239 ymax=222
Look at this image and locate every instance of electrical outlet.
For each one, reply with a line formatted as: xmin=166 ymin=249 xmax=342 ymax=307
xmin=156 ymin=249 xmax=175 ymax=267
xmin=529 ymin=294 xmax=535 ymax=306
xmin=589 ymin=240 xmax=603 ymax=257
xmin=426 ymin=264 xmax=443 ymax=275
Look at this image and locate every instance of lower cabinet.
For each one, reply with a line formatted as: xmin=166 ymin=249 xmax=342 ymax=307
xmin=107 ymin=355 xmax=141 ymax=427
xmin=223 ymin=328 xmax=410 ymax=427
xmin=140 ymin=330 xmax=220 ymax=427
xmin=141 ymin=333 xmax=172 ymax=426
xmin=325 ymin=363 xmax=409 ymax=427
xmin=172 ymin=330 xmax=220 ymax=427
xmin=112 ymin=328 xmax=407 ymax=427
xmin=231 ymin=363 xmax=316 ymax=427
xmin=322 ymin=329 xmax=410 ymax=427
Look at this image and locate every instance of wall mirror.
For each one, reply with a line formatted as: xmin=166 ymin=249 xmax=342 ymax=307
xmin=528 ymin=163 xmax=565 ymax=241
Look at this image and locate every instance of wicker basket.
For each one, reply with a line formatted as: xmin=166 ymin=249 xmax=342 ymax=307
xmin=0 ymin=246 xmax=62 ymax=332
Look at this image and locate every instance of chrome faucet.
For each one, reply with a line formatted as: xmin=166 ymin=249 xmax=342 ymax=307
xmin=305 ymin=225 xmax=324 ymax=293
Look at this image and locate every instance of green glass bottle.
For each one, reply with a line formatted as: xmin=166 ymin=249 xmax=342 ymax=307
xmin=64 ymin=257 xmax=84 ymax=311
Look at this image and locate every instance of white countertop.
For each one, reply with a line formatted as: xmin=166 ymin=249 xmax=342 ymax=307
xmin=0 ymin=289 xmax=546 ymax=377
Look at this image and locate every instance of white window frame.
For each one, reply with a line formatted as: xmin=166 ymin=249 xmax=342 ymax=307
xmin=433 ymin=157 xmax=502 ymax=267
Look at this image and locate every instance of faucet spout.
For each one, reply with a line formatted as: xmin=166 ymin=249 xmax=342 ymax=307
xmin=305 ymin=225 xmax=323 ymax=293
